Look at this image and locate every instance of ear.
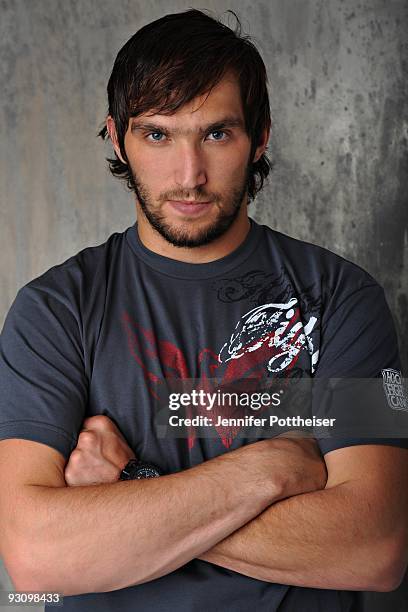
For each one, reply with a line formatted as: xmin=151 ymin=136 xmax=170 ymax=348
xmin=106 ymin=116 xmax=127 ymax=165
xmin=252 ymin=122 xmax=271 ymax=164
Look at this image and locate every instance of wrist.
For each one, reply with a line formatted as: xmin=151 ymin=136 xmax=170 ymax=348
xmin=119 ymin=458 xmax=163 ymax=480
xmin=229 ymin=440 xmax=286 ymax=506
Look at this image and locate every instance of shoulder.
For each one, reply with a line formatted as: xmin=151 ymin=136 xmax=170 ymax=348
xmin=18 ymin=227 xmax=129 ymax=315
xmin=6 ymin=228 xmax=130 ymax=353
xmin=262 ymin=224 xmax=378 ymax=286
xmin=259 ymin=223 xmax=383 ymax=312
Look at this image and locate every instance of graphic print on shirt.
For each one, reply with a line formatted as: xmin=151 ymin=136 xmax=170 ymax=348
xmin=218 ymin=299 xmax=319 ymax=375
xmin=122 ymin=269 xmax=321 ymax=448
xmin=213 ymin=269 xmax=320 ymax=376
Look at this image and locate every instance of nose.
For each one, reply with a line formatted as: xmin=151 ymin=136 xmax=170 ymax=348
xmin=173 ymin=143 xmax=207 ymax=191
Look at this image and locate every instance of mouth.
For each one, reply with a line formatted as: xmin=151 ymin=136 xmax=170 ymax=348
xmin=167 ymin=200 xmax=213 ymax=217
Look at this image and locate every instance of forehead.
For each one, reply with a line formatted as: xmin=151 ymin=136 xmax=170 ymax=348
xmin=134 ymin=72 xmax=244 ymax=126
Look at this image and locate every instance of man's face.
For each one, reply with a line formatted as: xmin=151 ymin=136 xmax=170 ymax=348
xmin=113 ymin=73 xmax=258 ymax=248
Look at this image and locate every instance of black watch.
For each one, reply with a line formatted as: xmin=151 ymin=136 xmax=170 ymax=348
xmin=119 ymin=458 xmax=162 ymax=480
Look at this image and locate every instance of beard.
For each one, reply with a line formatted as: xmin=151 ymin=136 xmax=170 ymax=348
xmin=128 ymin=162 xmax=252 ymax=248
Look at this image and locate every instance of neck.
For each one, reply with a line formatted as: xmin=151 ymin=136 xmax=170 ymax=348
xmin=135 ymin=204 xmax=251 ymax=264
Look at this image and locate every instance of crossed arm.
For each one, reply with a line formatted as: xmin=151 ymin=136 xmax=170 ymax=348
xmin=65 ymin=417 xmax=408 ymax=592
xmin=197 ymin=444 xmax=408 ymax=590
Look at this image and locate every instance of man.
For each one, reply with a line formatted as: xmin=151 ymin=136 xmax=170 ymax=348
xmin=0 ymin=8 xmax=407 ymax=612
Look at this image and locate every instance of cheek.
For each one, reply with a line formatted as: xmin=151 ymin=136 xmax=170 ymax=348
xmin=126 ymin=145 xmax=172 ymax=181
xmin=221 ymin=156 xmax=249 ymax=183
xmin=205 ymin=148 xmax=249 ymax=182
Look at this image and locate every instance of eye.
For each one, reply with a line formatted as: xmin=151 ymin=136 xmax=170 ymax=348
xmin=207 ymin=130 xmax=228 ymax=141
xmin=145 ymin=131 xmax=166 ymax=142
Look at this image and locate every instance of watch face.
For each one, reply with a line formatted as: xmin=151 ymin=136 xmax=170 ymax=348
xmin=136 ymin=466 xmax=160 ymax=479
xmin=120 ymin=459 xmax=162 ymax=480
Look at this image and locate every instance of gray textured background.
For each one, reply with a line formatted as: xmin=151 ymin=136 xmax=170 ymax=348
xmin=0 ymin=1 xmax=407 ymax=610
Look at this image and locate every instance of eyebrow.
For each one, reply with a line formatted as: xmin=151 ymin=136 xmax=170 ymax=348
xmin=130 ymin=116 xmax=245 ymax=136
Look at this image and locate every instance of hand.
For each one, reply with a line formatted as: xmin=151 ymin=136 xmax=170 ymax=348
xmin=270 ymin=432 xmax=328 ymax=498
xmin=236 ymin=433 xmax=327 ymax=502
xmin=64 ymin=415 xmax=136 ymax=486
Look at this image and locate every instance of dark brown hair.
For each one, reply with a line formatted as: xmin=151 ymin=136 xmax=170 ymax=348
xmin=98 ymin=8 xmax=272 ymax=202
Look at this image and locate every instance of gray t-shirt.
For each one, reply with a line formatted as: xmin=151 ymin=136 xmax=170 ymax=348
xmin=1 ymin=217 xmax=406 ymax=611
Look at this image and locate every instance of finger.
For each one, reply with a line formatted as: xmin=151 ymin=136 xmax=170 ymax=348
xmin=77 ymin=430 xmax=100 ymax=449
xmin=83 ymin=416 xmax=131 ymax=449
xmin=82 ymin=415 xmax=113 ymax=430
xmin=82 ymin=416 xmax=127 ymax=441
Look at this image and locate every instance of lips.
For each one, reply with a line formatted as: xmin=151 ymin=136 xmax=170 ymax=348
xmin=168 ymin=200 xmax=213 ymax=217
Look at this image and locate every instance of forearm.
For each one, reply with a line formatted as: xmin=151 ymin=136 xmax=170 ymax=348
xmin=198 ymin=481 xmax=403 ymax=590
xmin=15 ymin=446 xmax=279 ymax=596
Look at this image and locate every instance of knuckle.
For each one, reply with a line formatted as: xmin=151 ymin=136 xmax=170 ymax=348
xmin=64 ymin=471 xmax=73 ymax=484
xmin=65 ymin=463 xmax=80 ymax=482
xmin=65 ymin=450 xmax=83 ymax=471
xmin=78 ymin=430 xmax=97 ymax=445
xmin=68 ymin=449 xmax=83 ymax=465
xmin=84 ymin=415 xmax=112 ymax=429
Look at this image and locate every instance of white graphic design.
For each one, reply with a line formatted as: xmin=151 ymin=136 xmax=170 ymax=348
xmin=381 ymin=368 xmax=408 ymax=411
xmin=219 ymin=298 xmax=319 ymax=374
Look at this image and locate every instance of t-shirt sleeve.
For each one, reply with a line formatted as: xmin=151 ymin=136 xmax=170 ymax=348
xmin=312 ymin=282 xmax=408 ymax=455
xmin=0 ymin=283 xmax=88 ymax=461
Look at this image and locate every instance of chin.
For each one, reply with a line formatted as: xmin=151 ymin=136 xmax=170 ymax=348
xmin=163 ymin=218 xmax=236 ymax=248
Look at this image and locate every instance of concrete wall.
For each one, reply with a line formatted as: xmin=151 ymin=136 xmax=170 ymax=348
xmin=0 ymin=1 xmax=407 ymax=610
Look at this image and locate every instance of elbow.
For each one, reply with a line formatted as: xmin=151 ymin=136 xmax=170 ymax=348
xmin=337 ymin=533 xmax=407 ymax=592
xmin=3 ymin=553 xmax=39 ymax=594
xmin=10 ymin=535 xmax=112 ymax=597
xmin=374 ymin=562 xmax=407 ymax=593
xmin=8 ymin=536 xmax=71 ymax=595
xmin=10 ymin=572 xmax=40 ymax=595
xmin=370 ymin=535 xmax=408 ymax=593
xmin=11 ymin=554 xmax=75 ymax=596
xmin=1 ymin=529 xmax=42 ymax=593
xmin=6 ymin=540 xmax=48 ymax=594
xmin=373 ymin=567 xmax=406 ymax=593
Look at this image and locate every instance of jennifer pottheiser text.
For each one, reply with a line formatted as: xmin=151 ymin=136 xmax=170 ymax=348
xmin=168 ymin=415 xmax=337 ymax=427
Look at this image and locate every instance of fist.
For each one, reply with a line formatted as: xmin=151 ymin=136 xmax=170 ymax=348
xmin=64 ymin=415 xmax=136 ymax=486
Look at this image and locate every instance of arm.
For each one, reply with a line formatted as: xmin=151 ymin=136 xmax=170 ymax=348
xmin=204 ymin=279 xmax=408 ymax=590
xmin=197 ymin=444 xmax=408 ymax=592
xmin=63 ymin=416 xmax=408 ymax=592
xmin=0 ymin=428 xmax=326 ymax=597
